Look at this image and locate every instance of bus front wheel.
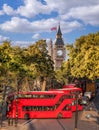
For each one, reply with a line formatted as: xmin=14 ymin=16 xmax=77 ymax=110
xmin=24 ymin=113 xmax=30 ymax=120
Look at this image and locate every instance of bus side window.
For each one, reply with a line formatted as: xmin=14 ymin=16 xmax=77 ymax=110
xmin=73 ymin=94 xmax=75 ymax=98
xmin=63 ymin=104 xmax=71 ymax=111
xmin=22 ymin=106 xmax=25 ymax=111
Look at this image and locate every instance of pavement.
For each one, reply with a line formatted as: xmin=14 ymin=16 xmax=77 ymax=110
xmin=78 ymin=88 xmax=99 ymax=130
xmin=80 ymin=110 xmax=99 ymax=122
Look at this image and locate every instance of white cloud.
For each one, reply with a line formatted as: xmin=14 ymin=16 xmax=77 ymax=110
xmin=0 ymin=17 xmax=33 ymax=33
xmin=17 ymin=0 xmax=52 ymax=18
xmin=0 ymin=0 xmax=99 ymax=17
xmin=46 ymin=38 xmax=51 ymax=43
xmin=0 ymin=0 xmax=99 ymax=34
xmin=60 ymin=21 xmax=82 ymax=33
xmin=61 ymin=5 xmax=99 ymax=26
xmin=0 ymin=17 xmax=56 ymax=33
xmin=12 ymin=40 xmax=34 ymax=47
xmin=45 ymin=0 xmax=99 ymax=15
xmin=16 ymin=0 xmax=99 ymax=26
xmin=32 ymin=33 xmax=41 ymax=39
xmin=0 ymin=10 xmax=4 ymax=15
xmin=0 ymin=35 xmax=10 ymax=42
xmin=3 ymin=4 xmax=16 ymax=15
xmin=0 ymin=17 xmax=82 ymax=33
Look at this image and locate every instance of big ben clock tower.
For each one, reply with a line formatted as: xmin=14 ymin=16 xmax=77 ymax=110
xmin=53 ymin=24 xmax=66 ymax=70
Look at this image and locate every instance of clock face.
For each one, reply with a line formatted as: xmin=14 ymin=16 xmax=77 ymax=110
xmin=57 ymin=50 xmax=63 ymax=56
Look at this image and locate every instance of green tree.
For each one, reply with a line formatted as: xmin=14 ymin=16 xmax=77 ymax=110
xmin=0 ymin=41 xmax=29 ymax=92
xmin=28 ymin=40 xmax=54 ymax=90
xmin=67 ymin=32 xmax=99 ymax=80
xmin=0 ymin=41 xmax=16 ymax=102
xmin=0 ymin=41 xmax=13 ymax=86
xmin=23 ymin=40 xmax=54 ymax=90
xmin=55 ymin=60 xmax=71 ymax=84
xmin=55 ymin=32 xmax=99 ymax=84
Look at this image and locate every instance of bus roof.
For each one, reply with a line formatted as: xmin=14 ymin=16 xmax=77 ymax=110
xmin=63 ymin=84 xmax=76 ymax=88
xmin=56 ymin=87 xmax=82 ymax=91
xmin=7 ymin=90 xmax=66 ymax=97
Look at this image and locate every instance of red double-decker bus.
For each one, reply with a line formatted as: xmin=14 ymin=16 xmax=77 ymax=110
xmin=6 ymin=91 xmax=72 ymax=119
xmin=56 ymin=87 xmax=83 ymax=112
xmin=63 ymin=84 xmax=76 ymax=88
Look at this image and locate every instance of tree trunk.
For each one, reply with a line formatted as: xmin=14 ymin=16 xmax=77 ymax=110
xmin=41 ymin=77 xmax=46 ymax=91
xmin=22 ymin=77 xmax=29 ymax=91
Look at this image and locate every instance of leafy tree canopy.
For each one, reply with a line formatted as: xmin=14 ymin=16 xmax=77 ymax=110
xmin=56 ymin=32 xmax=99 ymax=82
xmin=0 ymin=40 xmax=54 ymax=93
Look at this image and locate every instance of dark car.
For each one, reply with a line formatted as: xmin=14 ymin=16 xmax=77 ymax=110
xmin=81 ymin=96 xmax=89 ymax=105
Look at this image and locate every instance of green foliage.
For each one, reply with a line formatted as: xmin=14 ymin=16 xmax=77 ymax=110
xmin=55 ymin=61 xmax=71 ymax=84
xmin=0 ymin=40 xmax=54 ymax=92
xmin=56 ymin=32 xmax=99 ymax=82
xmin=25 ymin=40 xmax=54 ymax=90
xmin=24 ymin=40 xmax=54 ymax=78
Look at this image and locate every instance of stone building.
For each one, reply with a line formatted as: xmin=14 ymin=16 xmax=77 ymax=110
xmin=48 ymin=24 xmax=66 ymax=70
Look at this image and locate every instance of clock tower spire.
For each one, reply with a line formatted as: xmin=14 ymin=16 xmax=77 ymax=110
xmin=53 ymin=24 xmax=66 ymax=70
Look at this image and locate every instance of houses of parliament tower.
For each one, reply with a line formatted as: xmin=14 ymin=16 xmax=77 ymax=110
xmin=48 ymin=24 xmax=66 ymax=70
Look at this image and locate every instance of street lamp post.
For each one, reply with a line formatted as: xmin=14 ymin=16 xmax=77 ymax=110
xmin=0 ymin=86 xmax=7 ymax=127
xmin=0 ymin=102 xmax=3 ymax=127
xmin=15 ymin=82 xmax=19 ymax=127
xmin=74 ymin=94 xmax=78 ymax=130
xmin=15 ymin=94 xmax=18 ymax=127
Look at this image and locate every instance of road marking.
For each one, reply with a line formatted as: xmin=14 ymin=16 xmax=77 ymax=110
xmin=23 ymin=119 xmax=33 ymax=125
xmin=18 ymin=119 xmax=37 ymax=127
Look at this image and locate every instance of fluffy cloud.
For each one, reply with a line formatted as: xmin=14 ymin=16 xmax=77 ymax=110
xmin=45 ymin=0 xmax=99 ymax=13
xmin=0 ymin=10 xmax=4 ymax=15
xmin=12 ymin=40 xmax=34 ymax=47
xmin=0 ymin=35 xmax=10 ymax=42
xmin=61 ymin=5 xmax=99 ymax=26
xmin=0 ymin=17 xmax=43 ymax=33
xmin=0 ymin=0 xmax=99 ymax=18
xmin=0 ymin=17 xmax=82 ymax=33
xmin=0 ymin=0 xmax=99 ymax=33
xmin=32 ymin=33 xmax=41 ymax=39
xmin=17 ymin=0 xmax=52 ymax=18
xmin=3 ymin=4 xmax=16 ymax=15
xmin=0 ymin=0 xmax=52 ymax=17
xmin=0 ymin=17 xmax=34 ymax=33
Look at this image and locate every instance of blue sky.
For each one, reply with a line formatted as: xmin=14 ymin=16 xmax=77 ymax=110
xmin=0 ymin=0 xmax=99 ymax=47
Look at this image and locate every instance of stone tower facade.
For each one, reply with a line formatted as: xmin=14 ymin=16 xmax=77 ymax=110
xmin=48 ymin=39 xmax=53 ymax=61
xmin=48 ymin=25 xmax=66 ymax=70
